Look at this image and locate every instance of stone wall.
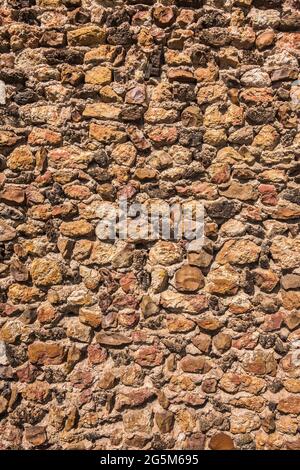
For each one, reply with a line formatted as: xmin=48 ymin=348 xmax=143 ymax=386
xmin=0 ymin=0 xmax=300 ymax=451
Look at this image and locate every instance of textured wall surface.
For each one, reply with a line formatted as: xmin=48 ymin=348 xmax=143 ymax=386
xmin=0 ymin=0 xmax=300 ymax=451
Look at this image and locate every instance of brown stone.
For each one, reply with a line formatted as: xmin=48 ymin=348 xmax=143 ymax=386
xmin=243 ymin=351 xmax=277 ymax=377
xmin=25 ymin=426 xmax=47 ymax=446
xmin=213 ymin=333 xmax=232 ymax=352
xmin=167 ymin=315 xmax=195 ymax=333
xmin=0 ymin=220 xmax=16 ymax=242
xmin=181 ymin=355 xmax=211 ymax=374
xmin=7 ymin=146 xmax=34 ymax=171
xmin=155 ymin=410 xmax=174 ymax=433
xmin=277 ymin=396 xmax=300 ymax=415
xmin=30 ymin=258 xmax=62 ymax=287
xmin=68 ymin=26 xmax=106 ymax=46
xmin=96 ymin=332 xmax=132 ymax=347
xmin=209 ymin=433 xmax=235 ymax=450
xmin=216 ymin=239 xmax=260 ymax=265
xmin=174 ymin=265 xmax=205 ymax=292
xmin=206 ymin=264 xmax=240 ymax=295
xmin=115 ymin=388 xmax=155 ymax=411
xmin=135 ymin=346 xmax=164 ymax=368
xmin=60 ymin=220 xmax=94 ymax=238
xmin=89 ymin=123 xmax=126 ymax=144
xmin=28 ymin=342 xmax=64 ymax=365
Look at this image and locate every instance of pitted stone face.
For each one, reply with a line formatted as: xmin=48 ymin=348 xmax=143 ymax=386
xmin=0 ymin=0 xmax=300 ymax=452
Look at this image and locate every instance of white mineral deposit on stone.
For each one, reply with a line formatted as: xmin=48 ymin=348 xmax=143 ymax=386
xmin=0 ymin=81 xmax=6 ymax=105
xmin=0 ymin=340 xmax=8 ymax=365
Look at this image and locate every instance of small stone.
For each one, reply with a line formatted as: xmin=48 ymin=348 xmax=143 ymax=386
xmin=231 ymin=410 xmax=261 ymax=434
xmin=196 ymin=314 xmax=222 ymax=332
xmin=241 ymin=68 xmax=271 ymax=88
xmin=8 ymin=284 xmax=41 ymax=304
xmin=149 ymin=241 xmax=183 ymax=266
xmin=167 ymin=69 xmax=195 ymax=83
xmin=135 ymin=346 xmax=164 ymax=368
xmin=151 ymin=268 xmax=169 ymax=293
xmin=79 ymin=306 xmax=102 ymax=328
xmin=0 ymin=320 xmax=23 ymax=344
xmin=256 ymin=30 xmax=275 ymax=50
xmin=160 ymin=290 xmax=208 ymax=314
xmin=97 ymin=371 xmax=117 ymax=390
xmin=167 ymin=315 xmax=195 ymax=333
xmin=37 ymin=302 xmax=56 ymax=324
xmin=209 ymin=433 xmax=235 ymax=450
xmin=87 ymin=344 xmax=107 ymax=365
xmin=270 ymin=236 xmax=300 ymax=269
xmin=254 ymin=268 xmax=279 ymax=292
xmin=253 ymin=125 xmax=279 ymax=150
xmin=188 ymin=250 xmax=213 ymax=268
xmin=25 ymin=426 xmax=47 ymax=447
xmin=115 ymin=388 xmax=155 ymax=411
xmin=0 ymin=130 xmax=19 ymax=146
xmin=85 ymin=66 xmax=112 ymax=85
xmin=213 ymin=333 xmax=232 ymax=352
xmin=83 ymin=103 xmax=120 ymax=120
xmin=0 ymin=80 xmax=6 ymax=105
xmin=174 ymin=265 xmax=205 ymax=292
xmin=23 ymin=381 xmax=50 ymax=403
xmin=68 ymin=26 xmax=106 ymax=46
xmin=216 ymin=239 xmax=260 ymax=265
xmin=7 ymin=146 xmax=34 ymax=171
xmin=60 ymin=220 xmax=94 ymax=238
xmin=89 ymin=123 xmax=126 ymax=144
xmin=0 ymin=396 xmax=8 ymax=415
xmin=30 ymin=258 xmax=62 ymax=287
xmin=28 ymin=128 xmax=62 ymax=146
xmin=181 ymin=355 xmax=211 ymax=373
xmin=28 ymin=342 xmax=64 ymax=365
xmin=281 ymin=274 xmax=300 ymax=290
xmin=153 ymin=5 xmax=175 ymax=27
xmin=111 ymin=142 xmax=137 ymax=167
xmin=220 ymin=182 xmax=258 ymax=201
xmin=277 ymin=396 xmax=300 ymax=415
xmin=66 ymin=320 xmax=91 ymax=343
xmin=141 ymin=295 xmax=159 ymax=318
xmin=243 ymin=350 xmax=277 ymax=376
xmin=155 ymin=411 xmax=174 ymax=433
xmin=96 ymin=332 xmax=132 ymax=347
xmin=123 ymin=410 xmax=151 ymax=434
xmin=192 ymin=333 xmax=211 ymax=353
xmin=0 ymin=219 xmax=16 ymax=242
xmin=0 ymin=184 xmax=25 ymax=204
xmin=206 ymin=264 xmax=240 ymax=295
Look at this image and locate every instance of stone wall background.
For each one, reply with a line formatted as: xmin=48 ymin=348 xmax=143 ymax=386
xmin=0 ymin=0 xmax=300 ymax=450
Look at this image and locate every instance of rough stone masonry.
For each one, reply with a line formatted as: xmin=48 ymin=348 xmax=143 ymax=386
xmin=0 ymin=0 xmax=300 ymax=451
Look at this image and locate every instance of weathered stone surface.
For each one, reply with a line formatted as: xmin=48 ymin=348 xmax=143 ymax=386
xmin=160 ymin=290 xmax=208 ymax=314
xmin=28 ymin=342 xmax=64 ymax=365
xmin=277 ymin=397 xmax=300 ymax=415
xmin=96 ymin=333 xmax=132 ymax=347
xmin=0 ymin=0 xmax=299 ymax=451
xmin=30 ymin=259 xmax=62 ymax=287
xmin=0 ymin=219 xmax=16 ymax=241
xmin=206 ymin=265 xmax=240 ymax=295
xmin=60 ymin=220 xmax=94 ymax=238
xmin=270 ymin=237 xmax=300 ymax=269
xmin=149 ymin=241 xmax=183 ymax=266
xmin=7 ymin=146 xmax=34 ymax=171
xmin=174 ymin=265 xmax=205 ymax=292
xmin=216 ymin=240 xmax=260 ymax=265
xmin=25 ymin=426 xmax=47 ymax=447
